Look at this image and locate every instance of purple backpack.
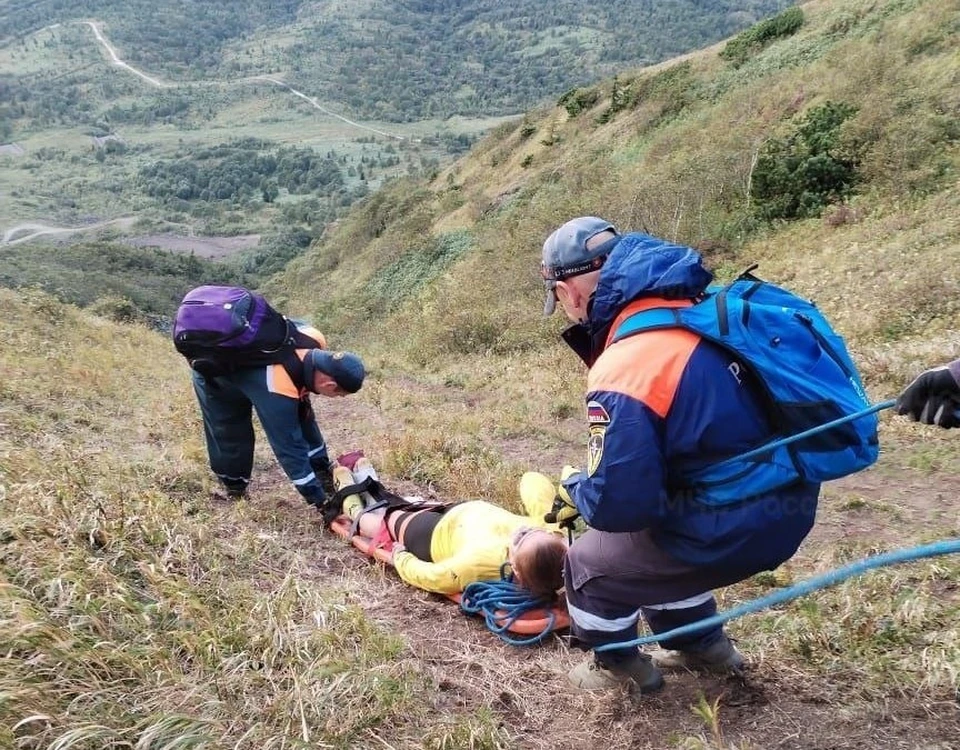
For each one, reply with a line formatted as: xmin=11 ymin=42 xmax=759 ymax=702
xmin=173 ymin=286 xmax=312 ymax=381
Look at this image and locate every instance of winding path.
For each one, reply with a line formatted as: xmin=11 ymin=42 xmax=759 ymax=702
xmin=81 ymin=20 xmax=405 ymax=140
xmin=85 ymin=21 xmax=170 ymax=89
xmin=1 ymin=218 xmax=137 ymax=247
xmin=1 ymin=21 xmax=410 ymax=245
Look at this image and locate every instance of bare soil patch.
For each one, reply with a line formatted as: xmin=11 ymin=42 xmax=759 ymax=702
xmin=123 ymin=233 xmax=261 ymax=258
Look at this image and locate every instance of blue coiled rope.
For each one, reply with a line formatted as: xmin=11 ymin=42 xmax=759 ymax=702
xmin=464 ymin=399 xmax=960 ymax=647
xmin=460 ymin=577 xmax=557 ymax=647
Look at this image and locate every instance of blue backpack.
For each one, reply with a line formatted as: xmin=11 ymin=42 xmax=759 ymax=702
xmin=611 ymin=270 xmax=879 ymax=505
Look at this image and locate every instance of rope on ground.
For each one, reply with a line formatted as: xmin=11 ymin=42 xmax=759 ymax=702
xmin=460 ymin=579 xmax=557 ymax=646
xmin=594 ymin=538 xmax=960 ymax=652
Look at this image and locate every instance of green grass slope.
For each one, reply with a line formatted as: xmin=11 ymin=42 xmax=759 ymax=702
xmin=0 ymin=289 xmax=507 ymax=750
xmin=3 ymin=1 xmax=960 ymax=747
xmin=271 ymin=0 xmax=959 ymax=403
xmin=2 ymin=270 xmax=958 ymax=750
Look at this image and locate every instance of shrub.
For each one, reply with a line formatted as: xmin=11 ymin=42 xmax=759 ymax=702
xmin=751 ymin=101 xmax=859 ymax=221
xmin=557 ymin=87 xmax=600 ymax=117
xmin=720 ymin=7 xmax=805 ymax=67
xmin=89 ymin=295 xmax=143 ymax=324
xmin=363 ymin=230 xmax=474 ymax=313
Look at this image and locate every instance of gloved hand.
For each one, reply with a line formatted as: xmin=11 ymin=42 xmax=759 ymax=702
xmin=319 ymin=495 xmax=342 ymax=526
xmin=896 ymin=363 xmax=960 ymax=428
xmin=544 ymin=465 xmax=584 ymax=527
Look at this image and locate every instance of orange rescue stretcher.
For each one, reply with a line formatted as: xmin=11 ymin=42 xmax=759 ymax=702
xmin=327 ymin=453 xmax=570 ymax=639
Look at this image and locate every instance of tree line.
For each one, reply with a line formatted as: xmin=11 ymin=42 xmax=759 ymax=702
xmin=138 ymin=140 xmax=346 ymax=204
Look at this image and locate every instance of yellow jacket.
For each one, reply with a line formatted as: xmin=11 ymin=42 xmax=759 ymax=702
xmin=393 ymin=472 xmax=560 ymax=594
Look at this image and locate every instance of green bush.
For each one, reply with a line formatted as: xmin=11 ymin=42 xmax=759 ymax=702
xmin=751 ymin=101 xmax=859 ymax=221
xmin=596 ymin=75 xmax=630 ymax=124
xmin=557 ymin=87 xmax=601 ymax=117
xmin=89 ymin=295 xmax=143 ymax=324
xmin=519 ymin=122 xmax=537 ymax=139
xmin=720 ymin=7 xmax=805 ymax=67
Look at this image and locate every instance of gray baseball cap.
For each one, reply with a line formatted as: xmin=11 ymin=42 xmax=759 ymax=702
xmin=540 ymin=216 xmax=620 ymax=314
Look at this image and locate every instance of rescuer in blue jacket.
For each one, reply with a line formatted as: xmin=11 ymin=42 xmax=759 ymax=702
xmin=540 ymin=216 xmax=821 ymax=695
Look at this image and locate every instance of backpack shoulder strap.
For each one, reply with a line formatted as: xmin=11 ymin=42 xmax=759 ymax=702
xmin=279 ymin=321 xmax=320 ymax=391
xmin=611 ymin=306 xmax=685 ymax=344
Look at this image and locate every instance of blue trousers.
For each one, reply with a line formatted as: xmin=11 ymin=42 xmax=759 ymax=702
xmin=564 ymin=528 xmax=765 ymax=663
xmin=192 ymin=369 xmax=330 ymax=505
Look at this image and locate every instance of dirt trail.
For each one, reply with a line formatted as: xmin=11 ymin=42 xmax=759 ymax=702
xmin=85 ymin=21 xmax=169 ymax=88
xmin=80 ymin=21 xmax=406 ymax=141
xmin=232 ymin=378 xmax=959 ymax=750
xmin=1 ymin=217 xmax=137 ymax=246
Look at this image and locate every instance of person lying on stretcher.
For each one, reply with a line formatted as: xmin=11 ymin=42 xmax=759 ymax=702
xmin=336 ymin=463 xmax=568 ymax=598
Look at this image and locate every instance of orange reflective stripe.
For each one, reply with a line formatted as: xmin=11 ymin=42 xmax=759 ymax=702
xmin=591 ymin=299 xmax=700 ymax=418
xmin=267 ymin=349 xmax=313 ymax=398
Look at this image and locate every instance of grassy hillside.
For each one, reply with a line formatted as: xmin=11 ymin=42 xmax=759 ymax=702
xmin=1 ymin=280 xmax=958 ymax=750
xmin=272 ymin=0 xmax=959 ymax=400
xmin=2 ymin=1 xmax=959 ymax=748
xmin=0 ymin=289 xmax=445 ymax=749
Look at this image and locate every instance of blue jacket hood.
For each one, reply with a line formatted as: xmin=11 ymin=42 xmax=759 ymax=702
xmin=589 ymin=233 xmax=714 ymax=330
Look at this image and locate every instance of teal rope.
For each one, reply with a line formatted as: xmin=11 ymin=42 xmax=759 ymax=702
xmin=460 ymin=578 xmax=557 ymax=646
xmin=595 ymin=538 xmax=960 ymax=652
xmin=711 ymin=398 xmax=960 ymax=468
xmin=711 ymin=398 xmax=895 ymax=469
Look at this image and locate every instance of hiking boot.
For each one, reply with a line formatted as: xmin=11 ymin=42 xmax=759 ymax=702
xmin=649 ymin=635 xmax=745 ymax=674
xmin=221 ymin=482 xmax=247 ymax=500
xmin=315 ymin=464 xmax=337 ymax=498
xmin=568 ymin=653 xmax=664 ymax=695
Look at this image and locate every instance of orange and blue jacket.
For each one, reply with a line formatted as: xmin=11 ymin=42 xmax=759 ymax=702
xmin=203 ymin=322 xmax=328 ymax=504
xmin=265 ymin=323 xmax=326 ymax=399
xmin=562 ymin=233 xmax=820 ymax=569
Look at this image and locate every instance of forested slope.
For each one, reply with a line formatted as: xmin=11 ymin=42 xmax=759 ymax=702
xmin=0 ymin=0 xmax=792 ymax=120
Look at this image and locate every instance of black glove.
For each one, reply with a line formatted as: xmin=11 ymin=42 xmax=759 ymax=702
xmin=544 ymin=489 xmax=579 ymax=528
xmin=298 ymin=395 xmax=315 ymax=421
xmin=319 ymin=495 xmax=342 ymax=526
xmin=896 ymin=365 xmax=960 ymax=428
